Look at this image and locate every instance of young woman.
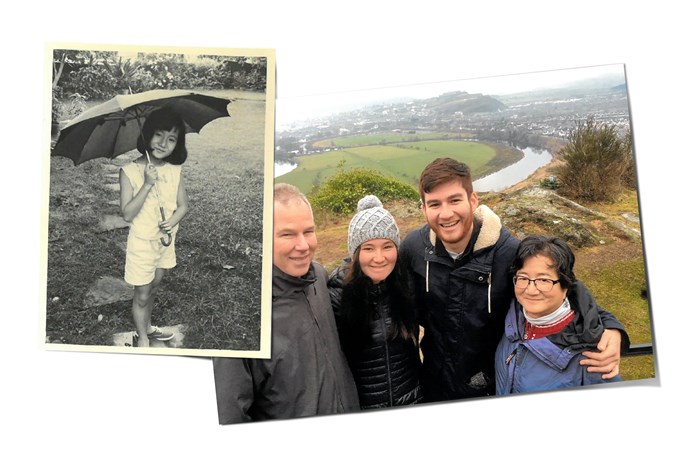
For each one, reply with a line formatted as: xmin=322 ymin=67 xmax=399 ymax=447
xmin=495 ymin=234 xmax=622 ymax=394
xmin=119 ymin=108 xmax=189 ymax=347
xmin=328 ymin=195 xmax=422 ymax=409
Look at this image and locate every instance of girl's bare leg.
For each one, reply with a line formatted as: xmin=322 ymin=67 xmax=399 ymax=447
xmin=132 ymin=282 xmax=154 ymax=348
xmin=146 ymin=268 xmax=165 ymax=332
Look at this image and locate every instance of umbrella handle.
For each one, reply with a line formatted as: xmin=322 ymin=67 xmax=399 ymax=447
xmin=161 ymin=235 xmax=172 ymax=247
xmin=148 ymin=157 xmax=171 ymax=247
xmin=159 ymin=206 xmax=172 ymax=247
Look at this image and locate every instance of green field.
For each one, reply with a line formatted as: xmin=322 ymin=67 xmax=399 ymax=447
xmin=279 ymin=136 xmax=518 ymax=194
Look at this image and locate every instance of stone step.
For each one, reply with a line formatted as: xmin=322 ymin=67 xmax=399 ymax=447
xmin=83 ymin=276 xmax=133 ymax=308
xmin=101 ymin=163 xmax=120 ymax=172
xmin=98 ymin=214 xmax=130 ymax=232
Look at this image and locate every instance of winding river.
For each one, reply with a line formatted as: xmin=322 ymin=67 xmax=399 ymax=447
xmin=274 ymin=161 xmax=297 ymax=177
xmin=472 ymin=147 xmax=552 ymax=192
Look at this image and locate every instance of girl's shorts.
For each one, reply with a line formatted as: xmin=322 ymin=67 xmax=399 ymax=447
xmin=124 ymin=233 xmax=176 ymax=286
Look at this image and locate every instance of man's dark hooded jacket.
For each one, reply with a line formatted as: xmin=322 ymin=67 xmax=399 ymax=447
xmin=212 ymin=262 xmax=360 ymax=423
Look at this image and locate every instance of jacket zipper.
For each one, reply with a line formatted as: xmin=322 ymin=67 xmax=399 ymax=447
xmin=377 ymin=296 xmax=394 ymax=407
xmin=487 ymin=272 xmax=492 ymax=314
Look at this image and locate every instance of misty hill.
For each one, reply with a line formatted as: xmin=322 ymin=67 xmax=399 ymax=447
xmin=421 ymin=91 xmax=506 ymax=114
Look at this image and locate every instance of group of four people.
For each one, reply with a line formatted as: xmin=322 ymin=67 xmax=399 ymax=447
xmin=212 ymin=157 xmax=628 ymax=423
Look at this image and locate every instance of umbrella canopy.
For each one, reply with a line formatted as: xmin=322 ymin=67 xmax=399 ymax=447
xmin=52 ymin=89 xmax=233 ymax=165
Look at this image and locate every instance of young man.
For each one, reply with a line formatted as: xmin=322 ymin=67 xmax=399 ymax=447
xmin=212 ymin=183 xmax=359 ymax=423
xmin=399 ymin=158 xmax=629 ymax=402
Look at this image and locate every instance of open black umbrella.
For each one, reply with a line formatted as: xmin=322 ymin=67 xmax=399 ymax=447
xmin=52 ymin=89 xmax=233 ymax=245
xmin=52 ymin=89 xmax=233 ymax=165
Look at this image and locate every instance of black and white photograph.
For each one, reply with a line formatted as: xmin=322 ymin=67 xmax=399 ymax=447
xmin=42 ymin=43 xmax=275 ymax=357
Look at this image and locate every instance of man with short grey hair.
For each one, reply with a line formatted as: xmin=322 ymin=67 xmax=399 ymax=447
xmin=212 ymin=183 xmax=359 ymax=423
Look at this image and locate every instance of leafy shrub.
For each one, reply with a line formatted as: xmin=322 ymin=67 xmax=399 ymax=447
xmin=309 ymin=168 xmax=419 ymax=215
xmin=620 ymin=129 xmax=637 ymax=189
xmin=556 ymin=118 xmax=633 ymax=202
xmin=52 ymin=92 xmax=87 ymax=124
xmin=63 ymin=67 xmax=118 ymax=100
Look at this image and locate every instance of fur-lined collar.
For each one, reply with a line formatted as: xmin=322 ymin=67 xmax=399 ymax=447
xmin=428 ymin=204 xmax=502 ymax=253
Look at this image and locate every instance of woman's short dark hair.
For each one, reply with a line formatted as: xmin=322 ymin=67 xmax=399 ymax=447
xmin=511 ymin=234 xmax=577 ymax=289
xmin=136 ymin=108 xmax=188 ymax=165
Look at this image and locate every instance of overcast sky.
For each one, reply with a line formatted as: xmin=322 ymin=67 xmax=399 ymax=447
xmin=276 ymin=63 xmax=626 ymax=128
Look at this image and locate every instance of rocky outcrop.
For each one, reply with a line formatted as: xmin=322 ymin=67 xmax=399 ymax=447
xmin=486 ymin=187 xmax=641 ymax=248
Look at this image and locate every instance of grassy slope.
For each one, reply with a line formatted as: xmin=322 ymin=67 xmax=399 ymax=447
xmin=45 ymin=90 xmax=267 ymax=351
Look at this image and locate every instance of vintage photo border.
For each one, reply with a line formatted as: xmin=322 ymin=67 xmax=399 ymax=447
xmin=40 ymin=42 xmax=275 ymax=358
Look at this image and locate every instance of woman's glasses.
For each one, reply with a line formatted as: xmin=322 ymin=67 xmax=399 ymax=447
xmin=513 ymin=276 xmax=561 ymax=292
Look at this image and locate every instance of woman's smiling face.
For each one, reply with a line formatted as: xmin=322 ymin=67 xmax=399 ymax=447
xmin=358 ymin=238 xmax=397 ymax=284
xmin=515 ymin=254 xmax=567 ymax=319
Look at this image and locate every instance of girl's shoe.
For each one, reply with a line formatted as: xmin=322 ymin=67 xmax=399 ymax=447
xmin=146 ymin=326 xmax=174 ymax=341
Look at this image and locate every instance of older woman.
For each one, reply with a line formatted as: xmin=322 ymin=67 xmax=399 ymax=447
xmin=495 ymin=234 xmax=622 ymax=395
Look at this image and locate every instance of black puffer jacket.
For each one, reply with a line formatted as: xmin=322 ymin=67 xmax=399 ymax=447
xmin=328 ymin=265 xmax=423 ymax=409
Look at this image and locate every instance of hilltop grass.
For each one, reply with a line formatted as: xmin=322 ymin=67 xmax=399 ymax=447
xmin=574 ymin=242 xmax=653 ymax=381
xmin=45 ymin=90 xmax=267 ymax=351
xmin=278 ymin=136 xmax=522 ymax=193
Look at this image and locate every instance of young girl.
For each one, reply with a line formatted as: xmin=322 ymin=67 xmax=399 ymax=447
xmin=328 ymin=195 xmax=423 ymax=409
xmin=119 ymin=108 xmax=189 ymax=348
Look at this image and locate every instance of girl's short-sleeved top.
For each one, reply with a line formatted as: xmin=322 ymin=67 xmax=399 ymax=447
xmin=122 ymin=162 xmax=182 ymax=240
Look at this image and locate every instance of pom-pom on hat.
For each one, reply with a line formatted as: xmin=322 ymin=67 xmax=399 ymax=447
xmin=347 ymin=195 xmax=400 ymax=255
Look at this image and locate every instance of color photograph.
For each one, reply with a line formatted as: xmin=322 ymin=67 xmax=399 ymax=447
xmin=211 ymin=63 xmax=654 ymax=424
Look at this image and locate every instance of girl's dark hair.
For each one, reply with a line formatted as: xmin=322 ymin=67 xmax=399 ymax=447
xmin=337 ymin=249 xmax=419 ymax=354
xmin=136 ymin=108 xmax=188 ymax=165
xmin=510 ymin=234 xmax=577 ymax=290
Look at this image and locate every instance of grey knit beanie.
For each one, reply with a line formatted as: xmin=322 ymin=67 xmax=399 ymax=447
xmin=347 ymin=195 xmax=400 ymax=255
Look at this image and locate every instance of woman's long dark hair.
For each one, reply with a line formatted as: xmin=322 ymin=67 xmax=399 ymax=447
xmin=337 ymin=248 xmax=419 ymax=354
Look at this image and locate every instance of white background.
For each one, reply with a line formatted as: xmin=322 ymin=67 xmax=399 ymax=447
xmin=3 ymin=1 xmax=697 ymax=462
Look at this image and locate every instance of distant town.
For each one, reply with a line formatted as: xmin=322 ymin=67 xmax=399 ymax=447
xmin=275 ymin=81 xmax=631 ymax=164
